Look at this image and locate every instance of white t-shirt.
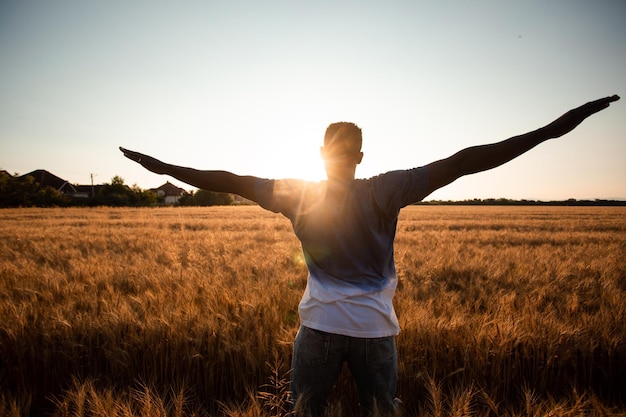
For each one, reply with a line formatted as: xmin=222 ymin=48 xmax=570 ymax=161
xmin=255 ymin=167 xmax=430 ymax=338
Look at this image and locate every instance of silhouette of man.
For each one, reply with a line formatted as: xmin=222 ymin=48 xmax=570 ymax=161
xmin=120 ymin=95 xmax=618 ymax=416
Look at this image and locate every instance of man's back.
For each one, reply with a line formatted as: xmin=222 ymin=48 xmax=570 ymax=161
xmin=254 ymin=167 xmax=430 ymax=337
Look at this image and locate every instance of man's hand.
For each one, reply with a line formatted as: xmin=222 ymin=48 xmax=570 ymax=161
xmin=544 ymin=95 xmax=620 ymax=139
xmin=119 ymin=147 xmax=168 ymax=175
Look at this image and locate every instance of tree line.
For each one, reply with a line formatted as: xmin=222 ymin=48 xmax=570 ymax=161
xmin=417 ymin=197 xmax=626 ymax=206
xmin=1 ymin=171 xmax=623 ymax=208
xmin=0 ymin=172 xmax=233 ymax=208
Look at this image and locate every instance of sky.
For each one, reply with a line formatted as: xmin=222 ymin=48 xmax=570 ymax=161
xmin=1 ymin=1 xmax=624 ymax=201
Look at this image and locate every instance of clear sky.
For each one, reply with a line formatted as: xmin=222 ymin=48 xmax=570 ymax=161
xmin=1 ymin=1 xmax=624 ymax=201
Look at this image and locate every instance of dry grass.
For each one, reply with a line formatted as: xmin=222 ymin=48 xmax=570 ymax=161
xmin=1 ymin=206 xmax=625 ymax=416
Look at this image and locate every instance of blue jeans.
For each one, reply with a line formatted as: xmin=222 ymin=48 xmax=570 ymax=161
xmin=290 ymin=326 xmax=399 ymax=417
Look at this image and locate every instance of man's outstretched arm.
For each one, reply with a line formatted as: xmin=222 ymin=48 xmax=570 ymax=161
xmin=425 ymin=95 xmax=620 ymax=195
xmin=119 ymin=147 xmax=259 ymax=201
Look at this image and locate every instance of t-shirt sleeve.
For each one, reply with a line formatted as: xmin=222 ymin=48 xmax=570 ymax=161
xmin=254 ymin=178 xmax=318 ymax=217
xmin=371 ymin=167 xmax=430 ymax=214
xmin=254 ymin=178 xmax=282 ymax=213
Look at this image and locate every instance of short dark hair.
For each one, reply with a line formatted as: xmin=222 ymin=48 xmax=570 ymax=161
xmin=324 ymin=122 xmax=362 ymax=154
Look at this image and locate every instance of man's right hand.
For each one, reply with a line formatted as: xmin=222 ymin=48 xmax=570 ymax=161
xmin=543 ymin=95 xmax=620 ymax=139
xmin=119 ymin=147 xmax=168 ymax=175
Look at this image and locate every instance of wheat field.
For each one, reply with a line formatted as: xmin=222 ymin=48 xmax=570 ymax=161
xmin=1 ymin=206 xmax=625 ymax=416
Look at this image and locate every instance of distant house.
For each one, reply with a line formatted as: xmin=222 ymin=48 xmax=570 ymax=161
xmin=20 ymin=170 xmax=87 ymax=197
xmin=151 ymin=181 xmax=186 ymax=204
xmin=18 ymin=170 xmax=104 ymax=198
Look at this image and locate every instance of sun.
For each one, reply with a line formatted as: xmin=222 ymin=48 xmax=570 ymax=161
xmin=237 ymin=118 xmax=332 ymax=182
xmin=264 ymin=138 xmax=327 ymax=182
xmin=198 ymin=121 xmax=329 ymax=183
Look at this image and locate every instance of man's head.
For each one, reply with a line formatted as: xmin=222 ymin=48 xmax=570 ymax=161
xmin=323 ymin=122 xmax=362 ymax=154
xmin=321 ymin=122 xmax=364 ymax=182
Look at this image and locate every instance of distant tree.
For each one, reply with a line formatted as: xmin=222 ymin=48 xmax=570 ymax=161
xmin=95 ymin=176 xmax=135 ymax=206
xmin=177 ymin=189 xmax=233 ymax=206
xmin=32 ymin=185 xmax=69 ymax=207
xmin=131 ymin=184 xmax=159 ymax=206
xmin=195 ymin=189 xmax=232 ymax=206
xmin=176 ymin=191 xmax=195 ymax=206
xmin=89 ymin=176 xmax=160 ymax=206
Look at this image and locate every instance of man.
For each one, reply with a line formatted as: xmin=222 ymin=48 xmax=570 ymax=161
xmin=120 ymin=95 xmax=619 ymax=416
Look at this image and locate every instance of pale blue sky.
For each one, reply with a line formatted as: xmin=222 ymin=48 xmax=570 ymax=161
xmin=1 ymin=1 xmax=624 ymax=200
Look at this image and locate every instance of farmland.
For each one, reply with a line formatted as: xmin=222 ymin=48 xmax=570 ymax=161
xmin=1 ymin=206 xmax=625 ymax=416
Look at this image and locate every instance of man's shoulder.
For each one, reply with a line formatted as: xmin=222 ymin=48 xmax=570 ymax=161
xmin=355 ymin=167 xmax=430 ymax=209
xmin=360 ymin=166 xmax=428 ymax=184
